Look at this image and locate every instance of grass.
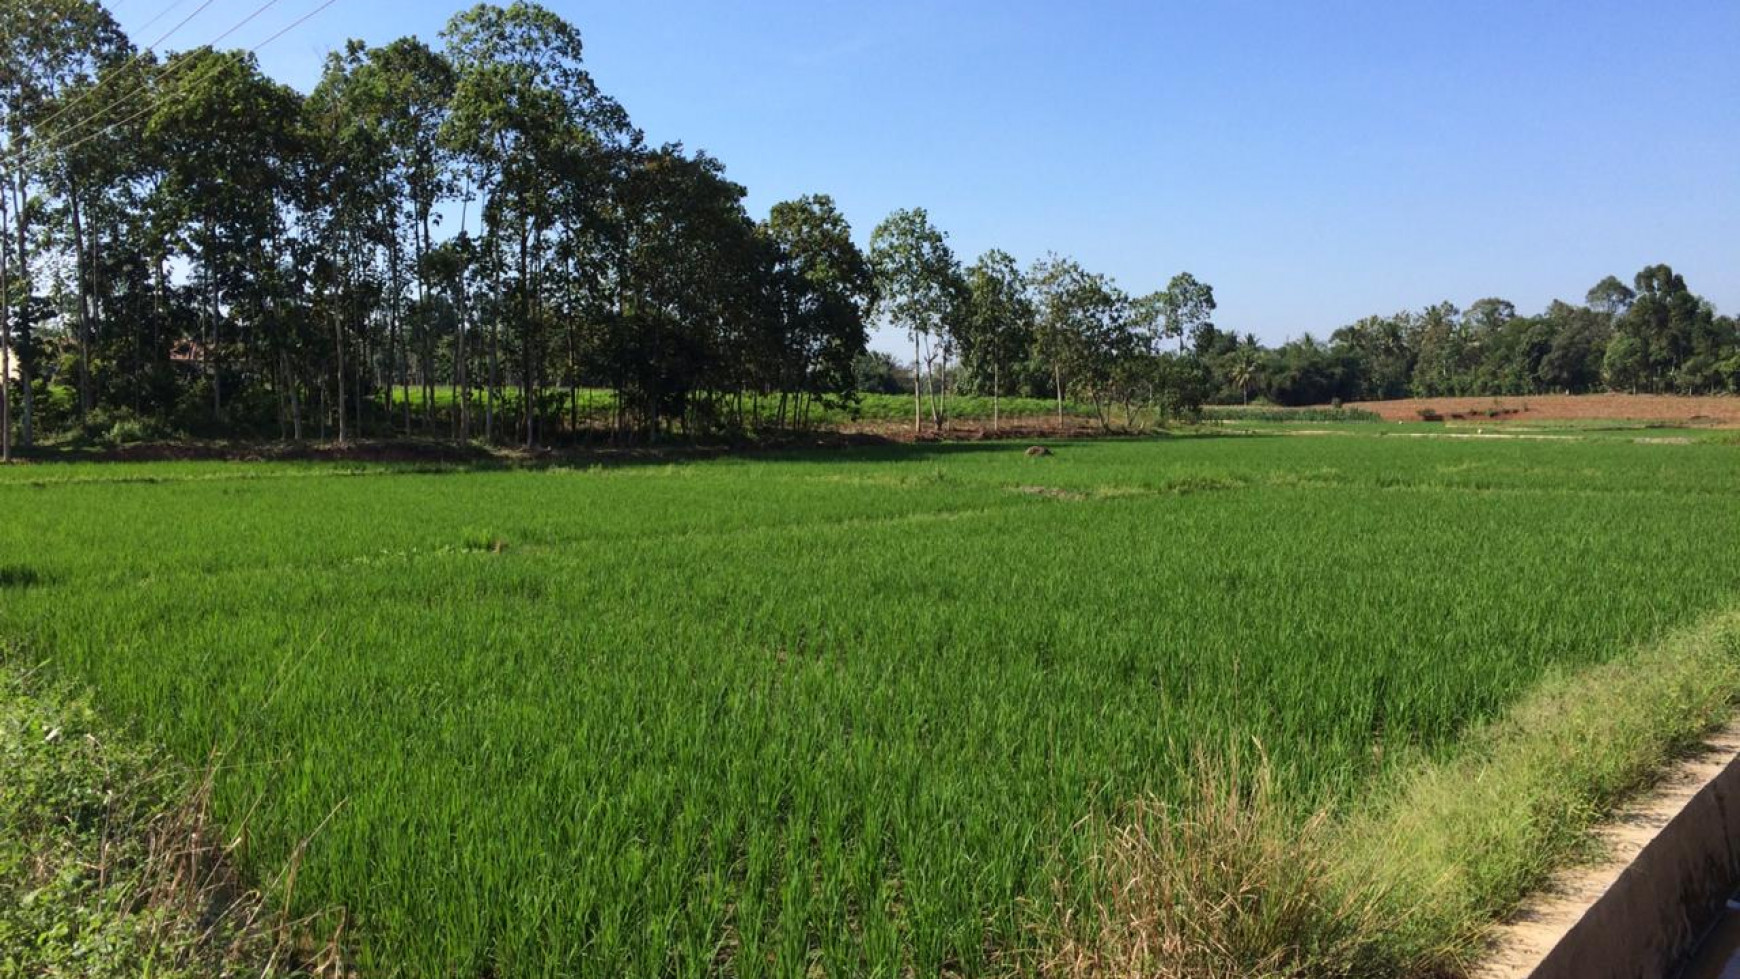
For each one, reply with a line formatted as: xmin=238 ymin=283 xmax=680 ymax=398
xmin=377 ymin=385 xmax=1095 ymax=427
xmin=0 ymin=663 xmax=339 ymax=977
xmin=2 ymin=431 xmax=1739 ymax=975
xmin=1200 ymin=405 xmax=1383 ymax=423
xmin=1047 ymin=608 xmax=1740 ymax=978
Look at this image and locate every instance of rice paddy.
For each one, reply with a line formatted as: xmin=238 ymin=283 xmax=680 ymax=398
xmin=2 ymin=430 xmax=1738 ymax=976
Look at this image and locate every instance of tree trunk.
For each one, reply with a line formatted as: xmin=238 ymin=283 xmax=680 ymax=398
xmin=0 ymin=197 xmax=10 ymax=464
xmin=487 ymin=241 xmax=501 ymax=444
xmin=1054 ymin=364 xmax=1064 ymax=428
xmin=518 ymin=220 xmax=535 ymax=450
xmin=332 ymin=305 xmax=347 ymax=444
xmin=936 ymin=342 xmax=948 ymax=432
xmin=912 ymin=332 xmax=921 ymax=436
xmin=19 ymin=361 xmax=31 ymax=447
xmin=68 ymin=188 xmax=93 ymax=426
xmin=206 ymin=259 xmax=221 ymax=423
xmin=386 ymin=217 xmax=406 ymax=435
xmin=455 ymin=273 xmax=471 ymax=441
xmin=288 ymin=353 xmax=303 ymax=441
xmin=152 ymin=252 xmax=168 ymax=427
xmin=276 ymin=358 xmax=289 ymax=441
xmin=566 ymin=317 xmax=578 ymax=436
xmin=992 ymin=360 xmax=1000 ymax=435
xmin=418 ymin=211 xmax=434 ymax=433
xmin=10 ymin=175 xmax=32 ymax=447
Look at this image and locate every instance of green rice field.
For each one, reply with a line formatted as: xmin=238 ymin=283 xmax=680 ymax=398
xmin=2 ymin=430 xmax=1738 ymax=975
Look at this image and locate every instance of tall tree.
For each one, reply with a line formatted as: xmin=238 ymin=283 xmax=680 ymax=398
xmin=761 ymin=194 xmax=874 ymax=428
xmin=1029 ymin=254 xmax=1124 ymax=426
xmin=1153 ymin=271 xmax=1217 ymax=352
xmin=1227 ymin=344 xmax=1261 ymax=404
xmin=1585 ymin=275 xmax=1635 ymax=316
xmin=960 ymin=249 xmax=1032 ymax=433
xmin=145 ymin=48 xmax=304 ymax=427
xmin=0 ymin=0 xmax=129 ymax=445
xmin=442 ymin=1 xmax=632 ymax=447
xmin=598 ymin=145 xmax=759 ymax=436
xmin=1605 ymin=263 xmax=1724 ymax=393
xmin=1409 ymin=301 xmax=1467 ymax=396
xmin=868 ymin=207 xmax=961 ymax=434
xmin=338 ymin=37 xmax=457 ymax=433
xmin=1537 ymin=300 xmax=1611 ymax=392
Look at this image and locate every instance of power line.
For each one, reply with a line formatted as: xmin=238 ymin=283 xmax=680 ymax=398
xmin=7 ymin=0 xmax=298 ymax=172
xmin=136 ymin=0 xmax=196 ymax=35
xmin=23 ymin=0 xmax=283 ymax=162
xmin=249 ymin=0 xmax=338 ymax=52
xmin=25 ymin=0 xmax=221 ymax=141
xmin=10 ymin=0 xmax=340 ymax=173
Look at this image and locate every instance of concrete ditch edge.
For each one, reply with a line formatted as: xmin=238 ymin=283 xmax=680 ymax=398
xmin=1476 ymin=723 xmax=1740 ymax=979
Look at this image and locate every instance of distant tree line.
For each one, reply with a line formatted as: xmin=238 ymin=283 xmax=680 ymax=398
xmin=2 ymin=2 xmax=1734 ymax=458
xmin=870 ymin=253 xmax=1738 ymax=429
xmin=1191 ymin=267 xmax=1739 ymax=408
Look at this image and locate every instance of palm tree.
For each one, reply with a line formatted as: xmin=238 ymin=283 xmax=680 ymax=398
xmin=1229 ymin=350 xmax=1260 ymax=404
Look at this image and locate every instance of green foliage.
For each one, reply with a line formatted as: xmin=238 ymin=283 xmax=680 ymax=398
xmin=4 ymin=435 xmax=1740 ymax=975
xmin=957 ymin=249 xmax=1034 ymax=396
xmin=851 ymin=351 xmax=907 ymax=395
xmin=868 ymin=208 xmax=961 ymax=347
xmin=758 ymin=194 xmax=876 ymax=418
xmin=1150 ymin=270 xmax=1217 ymax=350
xmin=1025 ymin=253 xmax=1200 ymax=430
xmin=8 ymin=4 xmax=1737 ymax=452
xmin=0 ymin=668 xmax=303 ymax=977
xmin=1247 ymin=265 xmax=1737 ymax=405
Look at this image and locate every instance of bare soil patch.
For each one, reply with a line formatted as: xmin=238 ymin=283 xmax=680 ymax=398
xmin=1343 ymin=394 xmax=1740 ymax=427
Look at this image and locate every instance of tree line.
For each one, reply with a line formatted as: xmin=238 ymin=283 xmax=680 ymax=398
xmin=1203 ymin=267 xmax=1739 ymax=408
xmin=0 ymin=1 xmax=867 ymax=452
xmin=0 ymin=0 xmax=1208 ymax=452
xmin=867 ymin=257 xmax=1737 ymax=428
xmin=3 ymin=2 xmax=1735 ymax=459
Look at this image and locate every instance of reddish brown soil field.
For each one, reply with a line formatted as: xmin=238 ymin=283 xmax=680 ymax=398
xmin=1344 ymin=394 xmax=1740 ymax=427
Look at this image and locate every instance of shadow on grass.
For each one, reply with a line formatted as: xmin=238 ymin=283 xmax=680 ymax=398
xmin=0 ymin=425 xmax=1287 ymax=477
xmin=0 ymin=565 xmax=46 ymax=589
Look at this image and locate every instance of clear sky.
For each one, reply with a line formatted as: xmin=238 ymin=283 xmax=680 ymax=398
xmin=109 ymin=0 xmax=1739 ymax=354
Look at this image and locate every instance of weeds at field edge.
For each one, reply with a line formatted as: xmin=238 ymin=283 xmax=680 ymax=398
xmin=0 ymin=658 xmax=353 ymax=978
xmin=1040 ymin=608 xmax=1740 ymax=979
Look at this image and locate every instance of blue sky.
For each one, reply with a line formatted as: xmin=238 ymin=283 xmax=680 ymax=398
xmin=111 ymin=0 xmax=1739 ymax=354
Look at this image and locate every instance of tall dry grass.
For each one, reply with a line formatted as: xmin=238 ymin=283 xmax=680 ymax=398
xmin=1041 ymin=608 xmax=1740 ymax=979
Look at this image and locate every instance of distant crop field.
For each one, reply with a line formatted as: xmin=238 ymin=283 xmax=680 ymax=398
xmin=821 ymin=392 xmax=1095 ymax=423
xmin=3 ymin=433 xmax=1739 ymax=976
